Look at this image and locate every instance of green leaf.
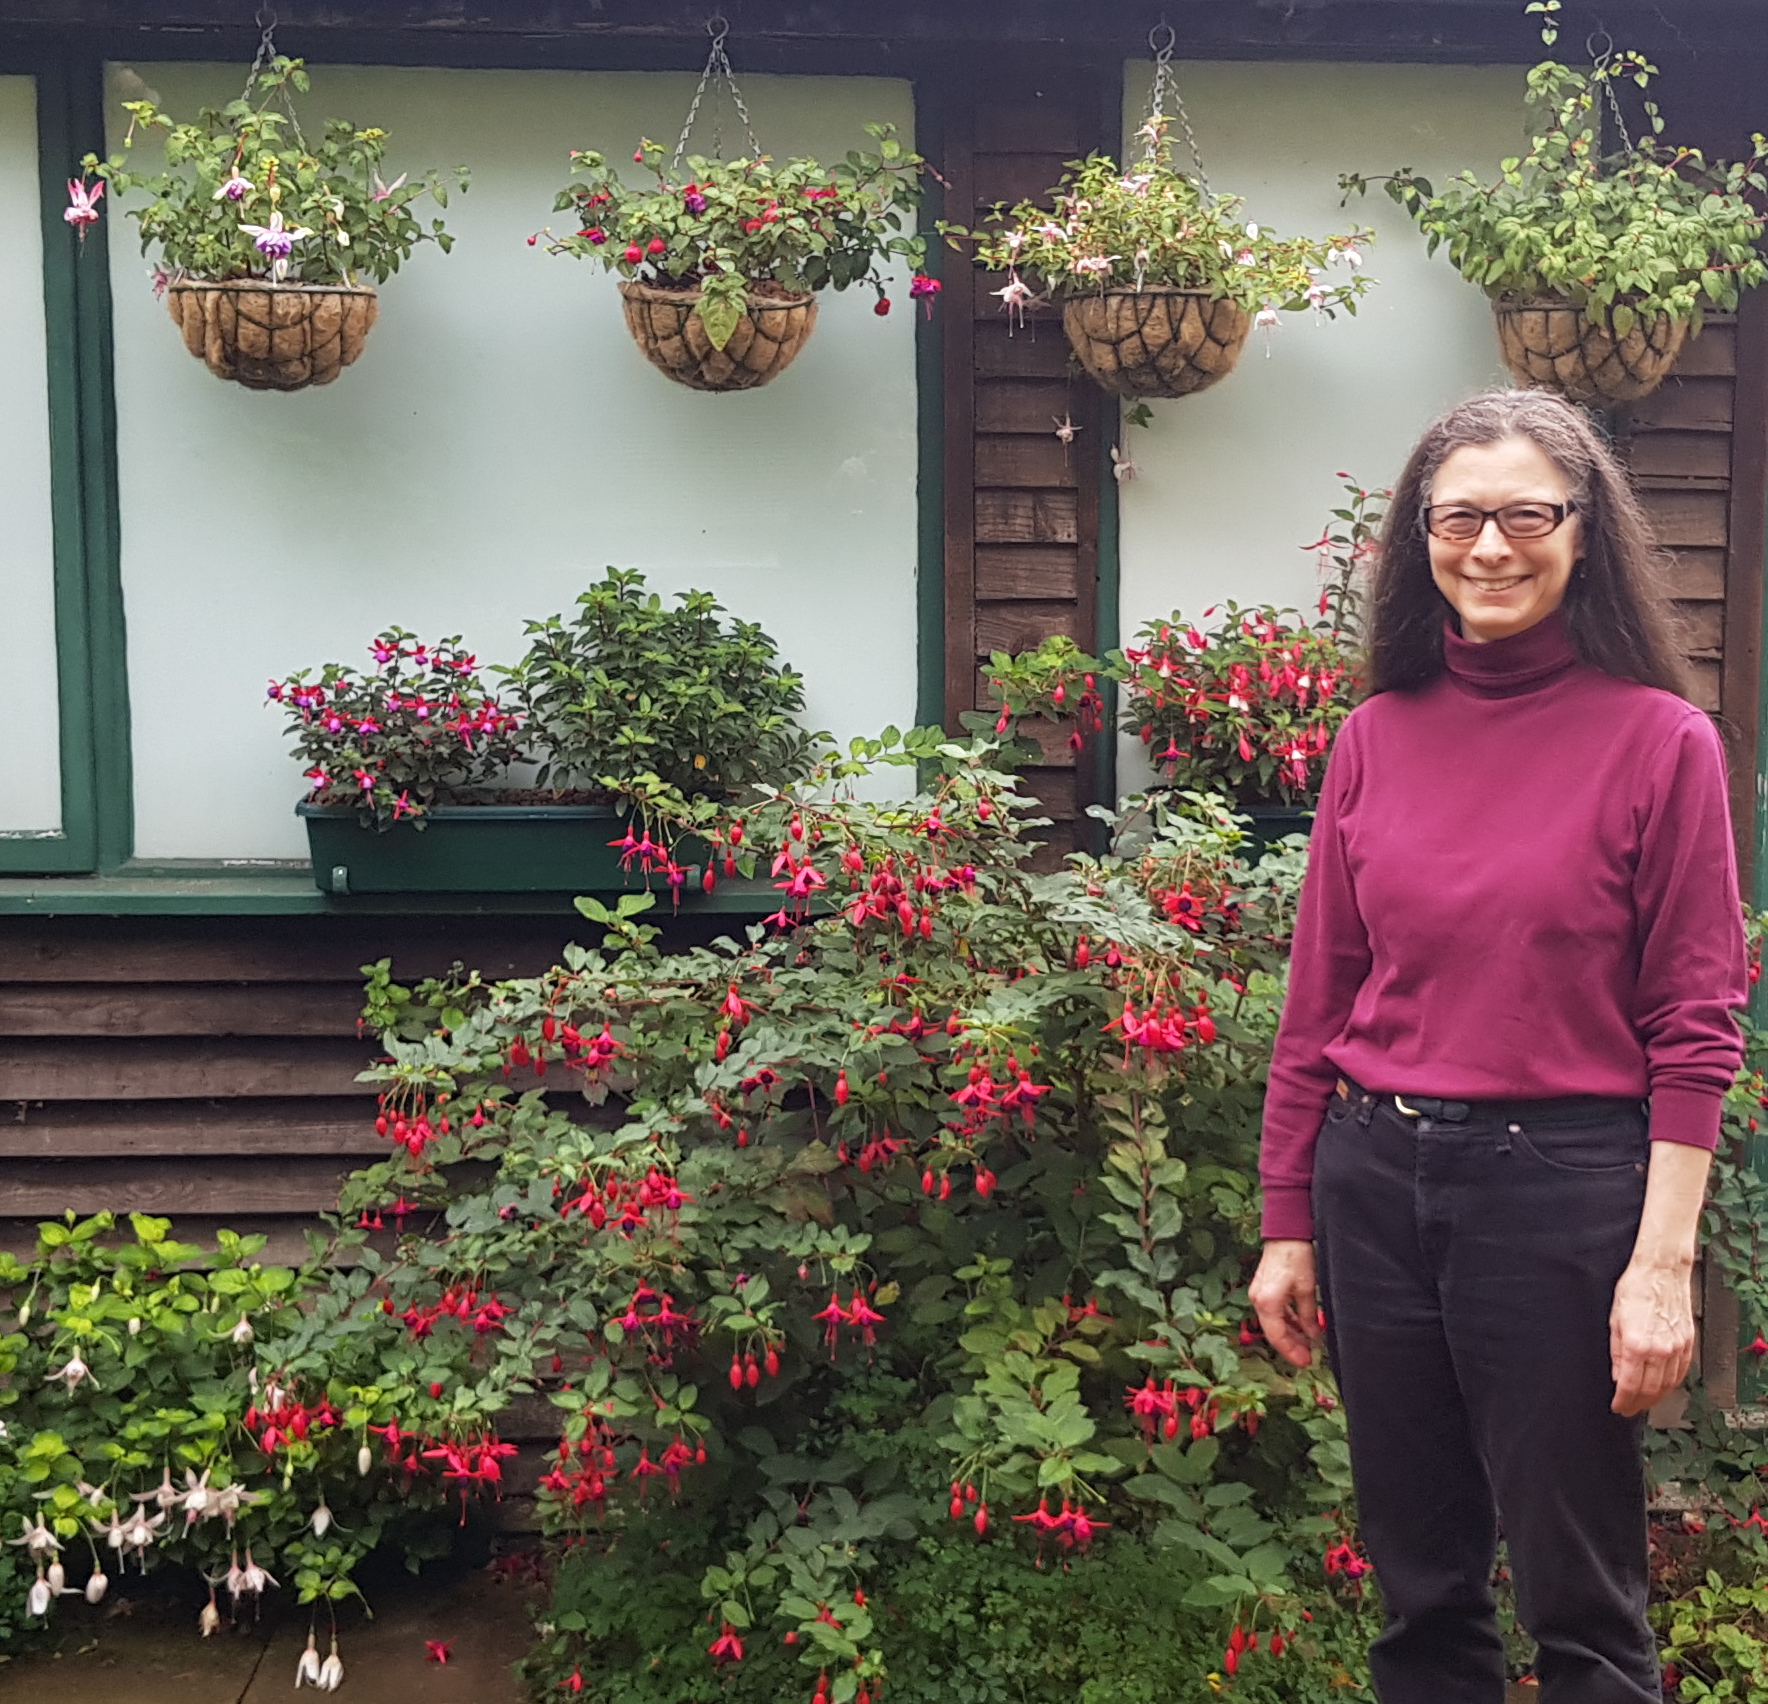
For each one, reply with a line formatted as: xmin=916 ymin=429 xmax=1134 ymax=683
xmin=696 ymin=291 xmax=745 ymax=351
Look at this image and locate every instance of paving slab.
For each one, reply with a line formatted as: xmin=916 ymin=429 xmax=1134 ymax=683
xmin=0 ymin=1566 xmax=535 ymax=1704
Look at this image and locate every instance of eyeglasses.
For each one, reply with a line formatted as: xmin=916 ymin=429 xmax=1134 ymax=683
xmin=1422 ymin=501 xmax=1578 ymax=542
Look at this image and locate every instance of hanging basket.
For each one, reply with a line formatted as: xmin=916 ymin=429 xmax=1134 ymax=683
xmin=165 ymin=279 xmax=380 ymax=392
xmin=618 ymin=281 xmax=817 ymax=392
xmin=1492 ymin=295 xmax=1689 ymax=405
xmin=1062 ymin=287 xmax=1252 ymax=399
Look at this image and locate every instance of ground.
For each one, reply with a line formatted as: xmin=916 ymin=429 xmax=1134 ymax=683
xmin=0 ymin=1563 xmax=535 ymax=1703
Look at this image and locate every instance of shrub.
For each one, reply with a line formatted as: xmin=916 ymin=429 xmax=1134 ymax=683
xmin=501 ymin=567 xmax=816 ymax=801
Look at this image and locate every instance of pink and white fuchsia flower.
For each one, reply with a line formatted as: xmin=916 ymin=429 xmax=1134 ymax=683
xmin=47 ymin=1353 xmax=97 ymax=1392
xmin=213 ymin=169 xmax=254 ymax=202
xmin=64 ymin=177 xmax=104 ymax=234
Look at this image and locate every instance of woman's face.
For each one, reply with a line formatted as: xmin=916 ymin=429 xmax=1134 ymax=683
xmin=1426 ymin=435 xmax=1583 ymax=643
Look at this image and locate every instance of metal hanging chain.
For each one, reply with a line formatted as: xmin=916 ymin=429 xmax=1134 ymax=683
xmin=238 ymin=6 xmax=307 ymax=151
xmin=1145 ymin=21 xmax=1209 ymax=198
xmin=1586 ymin=30 xmax=1635 ymax=156
xmin=673 ymin=15 xmax=764 ymax=169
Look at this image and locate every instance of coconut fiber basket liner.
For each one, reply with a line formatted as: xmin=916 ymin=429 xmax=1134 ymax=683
xmin=619 ymin=281 xmax=818 ymax=392
xmin=166 ymin=279 xmax=380 ymax=392
xmin=1062 ymin=287 xmax=1253 ymax=400
xmin=1493 ymin=296 xmax=1688 ymax=405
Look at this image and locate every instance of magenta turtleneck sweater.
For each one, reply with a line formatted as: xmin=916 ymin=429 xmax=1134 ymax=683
xmin=1259 ymin=608 xmax=1748 ymax=1242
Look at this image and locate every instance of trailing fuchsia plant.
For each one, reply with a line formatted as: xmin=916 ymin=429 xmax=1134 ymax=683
xmin=268 ymin=629 xmax=523 ymax=828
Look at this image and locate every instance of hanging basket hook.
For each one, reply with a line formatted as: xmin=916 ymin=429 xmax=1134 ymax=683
xmin=706 ymin=13 xmax=730 ymax=47
xmin=1148 ymin=20 xmax=1176 ymax=56
xmin=1585 ymin=28 xmax=1615 ymax=69
xmin=255 ymin=3 xmax=277 ymax=30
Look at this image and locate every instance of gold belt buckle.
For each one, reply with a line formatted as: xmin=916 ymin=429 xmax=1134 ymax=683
xmin=1393 ymin=1095 xmax=1422 ymax=1118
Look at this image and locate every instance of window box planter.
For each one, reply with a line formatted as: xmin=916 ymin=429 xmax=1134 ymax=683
xmin=297 ymin=803 xmax=704 ymax=896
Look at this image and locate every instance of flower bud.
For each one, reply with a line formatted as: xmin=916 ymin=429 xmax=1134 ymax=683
xmin=28 ymin=1574 xmax=50 ymax=1617
xmin=230 ymin=1315 xmax=253 ymax=1346
xmin=84 ymin=1570 xmax=108 ymax=1604
xmin=199 ymin=1598 xmax=221 ymax=1636
xmin=46 ymin=1561 xmax=64 ymax=1595
xmin=358 ymin=1444 xmax=373 ymax=1478
xmin=128 ymin=1317 xmax=141 ymax=1336
xmin=310 ymin=1502 xmax=333 ymax=1539
xmin=16 ymin=1303 xmax=28 ymax=1326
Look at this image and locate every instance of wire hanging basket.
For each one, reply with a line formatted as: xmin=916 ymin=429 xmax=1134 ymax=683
xmin=1060 ymin=26 xmax=1252 ymax=400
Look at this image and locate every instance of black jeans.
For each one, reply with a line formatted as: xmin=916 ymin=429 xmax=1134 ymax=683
xmin=1312 ymin=1083 xmax=1661 ymax=1704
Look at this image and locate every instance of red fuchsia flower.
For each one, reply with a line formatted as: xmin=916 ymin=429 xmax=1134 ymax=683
xmin=1324 ymin=1539 xmax=1372 ymax=1580
xmin=846 ymin=1292 xmax=887 ymax=1346
xmin=1749 ymin=1333 xmax=1768 ymax=1358
xmin=874 ymin=296 xmax=892 ymax=316
xmin=683 ymin=184 xmax=708 ymax=215
xmin=814 ymin=1293 xmax=848 ymax=1353
xmin=709 ymin=1624 xmax=744 ymax=1663
xmin=425 ymin=1640 xmax=453 ymax=1664
xmin=623 ymin=242 xmax=643 ymax=262
xmin=909 ymin=273 xmax=942 ymax=317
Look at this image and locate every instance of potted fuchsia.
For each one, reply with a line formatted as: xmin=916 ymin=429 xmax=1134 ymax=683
xmin=273 ymin=570 xmax=813 ymax=895
xmin=535 ymin=126 xmax=934 ymax=392
xmin=76 ymin=55 xmax=466 ymax=391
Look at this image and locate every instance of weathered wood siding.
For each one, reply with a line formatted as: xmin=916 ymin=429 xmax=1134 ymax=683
xmin=938 ymin=60 xmax=1114 ymax=863
xmin=0 ymin=917 xmax=584 ymax=1257
xmin=1619 ymin=297 xmax=1768 ymax=878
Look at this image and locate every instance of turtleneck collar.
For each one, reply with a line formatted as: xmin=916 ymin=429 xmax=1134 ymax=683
xmin=1442 ymin=607 xmax=1580 ymax=699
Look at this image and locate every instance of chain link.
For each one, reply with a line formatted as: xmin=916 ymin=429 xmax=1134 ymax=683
xmin=673 ymin=16 xmax=764 ymax=170
xmin=238 ymin=7 xmax=307 ymax=150
xmin=1144 ymin=20 xmax=1209 ymax=198
xmin=1586 ymin=30 xmax=1635 ymax=156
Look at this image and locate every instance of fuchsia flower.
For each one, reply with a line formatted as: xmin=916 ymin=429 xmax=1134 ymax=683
xmin=213 ymin=170 xmax=254 ymax=202
xmin=240 ymin=210 xmax=313 ymax=282
xmin=64 ymin=178 xmax=104 ymax=233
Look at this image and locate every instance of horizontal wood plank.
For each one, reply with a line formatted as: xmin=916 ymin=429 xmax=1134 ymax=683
xmin=974 ymin=96 xmax=1085 ymax=156
xmin=1624 ymin=375 xmax=1734 ymax=434
xmin=975 ymin=544 xmax=1081 ymax=600
xmin=1626 ymin=430 xmax=1735 ymax=484
xmin=1673 ymin=600 xmax=1725 ymax=653
xmin=1662 ymin=548 xmax=1727 ymax=601
xmin=0 ymin=1038 xmax=379 ymax=1101
xmin=0 ymin=983 xmax=364 ymax=1037
xmin=1641 ymin=489 xmax=1730 ymax=548
xmin=972 ymin=152 xmax=1070 ymax=211
xmin=975 ymin=378 xmax=1079 ymax=433
xmin=0 ymin=1156 xmax=358 ymax=1216
xmin=975 ymin=432 xmax=1081 ymax=488
xmin=0 ymin=917 xmax=581 ymax=983
xmin=973 ymin=322 xmax=1074 ymax=379
xmin=975 ymin=489 xmax=1078 ymax=544
xmin=0 ymin=1105 xmax=383 ymax=1158
xmin=1668 ymin=320 xmax=1737 ymax=377
xmin=975 ymin=601 xmax=1083 ymax=655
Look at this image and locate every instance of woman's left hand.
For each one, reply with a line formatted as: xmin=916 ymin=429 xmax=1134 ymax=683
xmin=1608 ymin=1258 xmax=1696 ymax=1417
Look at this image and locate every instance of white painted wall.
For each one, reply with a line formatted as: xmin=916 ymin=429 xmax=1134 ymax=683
xmin=1115 ymin=61 xmax=1526 ymax=788
xmin=105 ymin=64 xmax=918 ymax=860
xmin=0 ymin=75 xmax=63 ymax=837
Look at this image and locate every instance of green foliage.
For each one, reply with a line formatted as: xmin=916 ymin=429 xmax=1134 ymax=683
xmin=81 ymin=57 xmax=466 ymax=286
xmin=1342 ymin=1 xmax=1768 ymax=331
xmin=539 ymin=126 xmax=927 ymax=347
xmin=943 ymin=116 xmax=1372 ymax=322
xmin=0 ymin=1212 xmax=459 ymax=1632
xmin=501 ymin=568 xmax=816 ymax=801
xmin=269 ymin=629 xmax=525 ymax=828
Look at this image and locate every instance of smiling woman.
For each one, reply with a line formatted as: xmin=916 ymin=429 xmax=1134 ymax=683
xmin=1251 ymin=388 xmax=1747 ymax=1701
xmin=1423 ymin=436 xmax=1583 ymax=642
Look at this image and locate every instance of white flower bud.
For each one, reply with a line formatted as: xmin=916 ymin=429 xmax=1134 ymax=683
xmin=27 ymin=1575 xmax=50 ymax=1617
xmin=310 ymin=1502 xmax=332 ymax=1539
xmin=357 ymin=1444 xmax=372 ymax=1478
xmin=198 ymin=1598 xmax=221 ymax=1636
xmin=128 ymin=1317 xmax=141 ymax=1336
xmin=46 ymin=1561 xmax=64 ymax=1595
xmin=229 ymin=1315 xmax=253 ymax=1346
xmin=84 ymin=1570 xmax=108 ymax=1604
xmin=17 ymin=1303 xmax=29 ymax=1326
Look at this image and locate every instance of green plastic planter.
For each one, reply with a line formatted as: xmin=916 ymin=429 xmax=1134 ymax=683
xmin=297 ymin=804 xmax=704 ymax=895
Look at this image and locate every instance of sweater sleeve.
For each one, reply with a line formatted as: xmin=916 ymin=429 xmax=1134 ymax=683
xmin=1633 ymin=708 xmax=1748 ymax=1151
xmin=1259 ymin=718 xmax=1372 ymax=1240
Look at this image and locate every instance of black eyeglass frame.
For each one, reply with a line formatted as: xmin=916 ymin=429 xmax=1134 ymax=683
xmin=1420 ymin=500 xmax=1579 ymax=542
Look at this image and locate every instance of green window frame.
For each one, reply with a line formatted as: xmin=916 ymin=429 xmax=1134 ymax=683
xmin=0 ymin=46 xmax=128 ymax=874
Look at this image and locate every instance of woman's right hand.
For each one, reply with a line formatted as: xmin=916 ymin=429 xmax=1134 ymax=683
xmin=1249 ymin=1240 xmax=1324 ymax=1368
